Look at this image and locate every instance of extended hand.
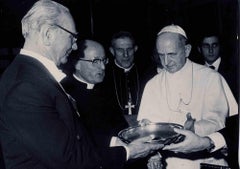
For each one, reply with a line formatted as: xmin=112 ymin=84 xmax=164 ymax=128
xmin=163 ymin=128 xmax=210 ymax=153
xmin=127 ymin=136 xmax=164 ymax=160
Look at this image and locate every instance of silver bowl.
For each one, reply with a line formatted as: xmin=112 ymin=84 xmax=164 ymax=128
xmin=118 ymin=122 xmax=184 ymax=145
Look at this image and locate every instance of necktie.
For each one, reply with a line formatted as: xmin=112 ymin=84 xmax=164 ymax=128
xmin=209 ymin=65 xmax=215 ymax=70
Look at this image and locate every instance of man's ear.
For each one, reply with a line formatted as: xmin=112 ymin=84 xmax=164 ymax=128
xmin=75 ymin=60 xmax=81 ymax=70
xmin=184 ymin=44 xmax=192 ymax=58
xmin=134 ymin=45 xmax=138 ymax=52
xmin=41 ymin=25 xmax=55 ymax=46
xmin=109 ymin=47 xmax=114 ymax=56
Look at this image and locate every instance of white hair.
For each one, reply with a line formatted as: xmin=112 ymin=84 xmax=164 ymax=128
xmin=21 ymin=0 xmax=70 ymax=38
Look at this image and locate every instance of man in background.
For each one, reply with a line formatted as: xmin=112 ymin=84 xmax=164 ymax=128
xmin=61 ymin=39 xmax=128 ymax=148
xmin=104 ymin=31 xmax=142 ymax=126
xmin=197 ymin=32 xmax=238 ymax=101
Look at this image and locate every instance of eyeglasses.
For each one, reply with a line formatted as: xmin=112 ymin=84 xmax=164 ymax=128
xmin=79 ymin=58 xmax=109 ymax=66
xmin=54 ymin=24 xmax=78 ymax=39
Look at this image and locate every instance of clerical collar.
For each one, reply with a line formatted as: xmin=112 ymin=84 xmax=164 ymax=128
xmin=114 ymin=59 xmax=134 ymax=72
xmin=20 ymin=49 xmax=66 ymax=82
xmin=73 ymin=74 xmax=95 ymax=89
xmin=205 ymin=57 xmax=221 ymax=71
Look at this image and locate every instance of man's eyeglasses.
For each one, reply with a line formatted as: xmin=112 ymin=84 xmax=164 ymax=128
xmin=54 ymin=24 xmax=78 ymax=39
xmin=79 ymin=58 xmax=109 ymax=66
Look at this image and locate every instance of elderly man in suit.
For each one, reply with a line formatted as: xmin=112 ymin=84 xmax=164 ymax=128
xmin=0 ymin=1 xmax=163 ymax=169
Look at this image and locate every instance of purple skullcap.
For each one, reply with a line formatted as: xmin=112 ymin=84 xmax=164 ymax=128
xmin=157 ymin=25 xmax=188 ymax=39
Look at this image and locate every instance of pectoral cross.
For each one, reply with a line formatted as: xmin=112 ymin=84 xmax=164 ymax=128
xmin=125 ymin=91 xmax=135 ymax=115
xmin=125 ymin=100 xmax=135 ymax=115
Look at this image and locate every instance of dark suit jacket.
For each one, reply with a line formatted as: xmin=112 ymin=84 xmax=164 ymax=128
xmin=217 ymin=59 xmax=239 ymax=101
xmin=61 ymin=75 xmax=128 ymax=148
xmin=219 ymin=114 xmax=239 ymax=169
xmin=0 ymin=54 xmax=126 ymax=169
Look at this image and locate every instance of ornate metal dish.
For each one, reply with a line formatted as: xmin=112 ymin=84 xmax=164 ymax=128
xmin=118 ymin=122 xmax=184 ymax=145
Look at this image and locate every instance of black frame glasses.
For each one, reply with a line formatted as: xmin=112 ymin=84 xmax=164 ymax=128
xmin=79 ymin=58 xmax=109 ymax=66
xmin=54 ymin=24 xmax=78 ymax=39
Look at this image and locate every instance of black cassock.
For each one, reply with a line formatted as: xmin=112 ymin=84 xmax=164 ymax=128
xmin=61 ymin=74 xmax=129 ymax=148
xmin=103 ymin=64 xmax=143 ymax=127
xmin=102 ymin=63 xmax=146 ymax=128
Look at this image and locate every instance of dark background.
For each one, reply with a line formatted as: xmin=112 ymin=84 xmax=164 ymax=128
xmin=0 ymin=0 xmax=239 ymax=75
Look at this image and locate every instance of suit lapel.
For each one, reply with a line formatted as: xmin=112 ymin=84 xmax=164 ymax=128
xmin=18 ymin=54 xmax=67 ymax=95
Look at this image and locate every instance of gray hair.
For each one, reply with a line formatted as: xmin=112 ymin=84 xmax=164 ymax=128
xmin=21 ymin=0 xmax=70 ymax=38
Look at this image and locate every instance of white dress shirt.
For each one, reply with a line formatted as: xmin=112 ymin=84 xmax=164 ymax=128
xmin=20 ymin=49 xmax=66 ymax=82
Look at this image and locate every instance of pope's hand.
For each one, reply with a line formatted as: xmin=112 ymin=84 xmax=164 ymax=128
xmin=127 ymin=136 xmax=164 ymax=160
xmin=163 ymin=128 xmax=210 ymax=153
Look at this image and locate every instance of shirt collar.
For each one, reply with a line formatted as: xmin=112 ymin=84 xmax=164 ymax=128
xmin=114 ymin=59 xmax=134 ymax=72
xmin=205 ymin=57 xmax=221 ymax=70
xmin=73 ymin=74 xmax=95 ymax=89
xmin=20 ymin=49 xmax=66 ymax=82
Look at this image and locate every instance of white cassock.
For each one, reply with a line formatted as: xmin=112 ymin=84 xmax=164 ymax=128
xmin=138 ymin=59 xmax=237 ymax=169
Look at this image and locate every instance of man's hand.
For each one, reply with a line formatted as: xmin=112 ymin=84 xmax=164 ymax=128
xmin=127 ymin=136 xmax=164 ymax=160
xmin=147 ymin=153 xmax=163 ymax=169
xmin=138 ymin=118 xmax=151 ymax=126
xmin=163 ymin=128 xmax=211 ymax=153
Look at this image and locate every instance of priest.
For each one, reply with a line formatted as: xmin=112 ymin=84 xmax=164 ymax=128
xmin=103 ymin=31 xmax=143 ymax=126
xmin=61 ymin=39 xmax=128 ymax=148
